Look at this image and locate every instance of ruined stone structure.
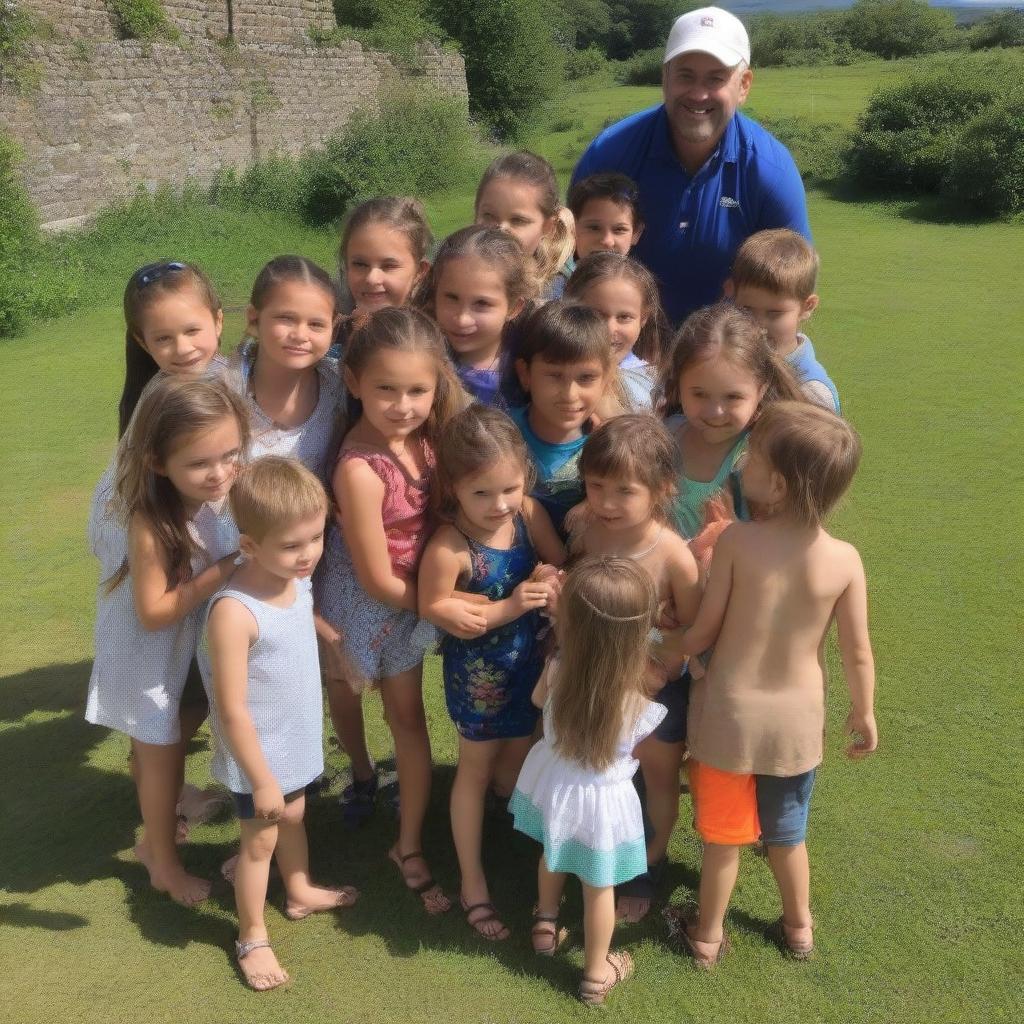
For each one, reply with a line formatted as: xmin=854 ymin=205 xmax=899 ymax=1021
xmin=0 ymin=1 xmax=467 ymax=228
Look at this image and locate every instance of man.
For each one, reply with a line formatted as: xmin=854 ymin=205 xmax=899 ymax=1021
xmin=572 ymin=7 xmax=811 ymax=324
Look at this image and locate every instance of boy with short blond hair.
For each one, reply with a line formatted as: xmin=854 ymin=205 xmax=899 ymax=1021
xmin=727 ymin=229 xmax=840 ymax=413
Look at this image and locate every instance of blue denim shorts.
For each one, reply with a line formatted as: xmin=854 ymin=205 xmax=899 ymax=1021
xmin=232 ymin=787 xmax=305 ymax=820
xmin=650 ymin=672 xmax=690 ymax=744
xmin=755 ymin=769 xmax=816 ymax=846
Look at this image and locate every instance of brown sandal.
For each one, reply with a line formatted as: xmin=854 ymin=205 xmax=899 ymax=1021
xmin=769 ymin=918 xmax=814 ymax=960
xmin=461 ymin=899 xmax=511 ymax=941
xmin=664 ymin=905 xmax=730 ymax=969
xmin=388 ymin=847 xmax=451 ymax=915
xmin=531 ymin=909 xmax=569 ymax=956
xmin=579 ymin=951 xmax=634 ymax=1006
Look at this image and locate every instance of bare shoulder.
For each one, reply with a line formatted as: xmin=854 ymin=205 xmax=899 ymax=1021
xmin=425 ymin=522 xmax=470 ymax=557
xmin=662 ymin=528 xmax=699 ymax=572
xmin=822 ymin=532 xmax=864 ymax=570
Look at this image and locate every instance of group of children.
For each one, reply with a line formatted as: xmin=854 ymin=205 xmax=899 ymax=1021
xmin=86 ymin=149 xmax=878 ymax=1003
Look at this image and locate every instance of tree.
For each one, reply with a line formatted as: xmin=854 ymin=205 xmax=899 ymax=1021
xmin=843 ymin=0 xmax=955 ymax=60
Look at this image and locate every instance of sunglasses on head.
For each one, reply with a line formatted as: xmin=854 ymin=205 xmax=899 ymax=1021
xmin=133 ymin=261 xmax=187 ymax=288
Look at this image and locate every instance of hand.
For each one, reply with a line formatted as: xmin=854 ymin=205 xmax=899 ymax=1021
xmin=252 ymin=781 xmax=285 ymax=822
xmin=845 ymin=709 xmax=878 ymax=759
xmin=437 ymin=600 xmax=488 ymax=640
xmin=510 ymin=579 xmax=551 ymax=617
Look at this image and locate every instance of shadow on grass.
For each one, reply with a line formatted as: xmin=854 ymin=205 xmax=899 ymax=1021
xmin=810 ymin=177 xmax=997 ymax=227
xmin=0 ymin=901 xmax=89 ymax=931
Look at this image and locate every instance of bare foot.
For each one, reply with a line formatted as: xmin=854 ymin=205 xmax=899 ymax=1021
xmin=134 ymin=841 xmax=210 ymax=907
xmin=220 ymin=853 xmax=239 ymax=884
xmin=177 ymin=783 xmax=227 ymax=826
xmin=388 ymin=846 xmax=451 ymax=915
xmin=236 ymin=937 xmax=289 ymax=991
xmin=285 ymin=883 xmax=359 ymax=920
xmin=615 ymin=894 xmax=651 ymax=924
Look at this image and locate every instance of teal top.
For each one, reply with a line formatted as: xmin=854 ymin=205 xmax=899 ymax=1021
xmin=666 ymin=414 xmax=749 ymax=539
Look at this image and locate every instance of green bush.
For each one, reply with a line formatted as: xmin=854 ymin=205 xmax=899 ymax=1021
xmin=968 ymin=10 xmax=1024 ymax=51
xmin=942 ymin=92 xmax=1024 ymax=218
xmin=208 ymin=155 xmax=311 ymax=219
xmin=613 ymin=47 xmax=662 ymax=86
xmin=107 ymin=0 xmax=180 ymax=42
xmin=750 ymin=12 xmax=869 ymax=68
xmin=564 ymin=45 xmax=609 ymax=81
xmin=758 ymin=116 xmax=850 ymax=183
xmin=845 ymin=55 xmax=1019 ymax=191
xmin=430 ymin=0 xmax=563 ymax=140
xmin=843 ymin=0 xmax=955 ymax=60
xmin=327 ymin=0 xmax=445 ymax=68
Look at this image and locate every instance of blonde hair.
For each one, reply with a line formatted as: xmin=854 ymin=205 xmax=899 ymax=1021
xmin=731 ymin=229 xmax=819 ymax=301
xmin=434 ymin=404 xmax=534 ymax=520
xmin=107 ymin=376 xmax=251 ymax=593
xmin=551 ymin=557 xmax=657 ymax=772
xmin=231 ymin=456 xmax=328 ymax=541
xmin=475 ymin=151 xmax=575 ymax=288
xmin=749 ymin=402 xmax=862 ymax=527
xmin=655 ymin=302 xmax=803 ymax=418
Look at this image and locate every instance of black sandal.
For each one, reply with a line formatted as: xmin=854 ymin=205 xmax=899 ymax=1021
xmin=462 ymin=899 xmax=511 ymax=941
xmin=388 ymin=847 xmax=451 ymax=915
xmin=531 ymin=908 xmax=569 ymax=956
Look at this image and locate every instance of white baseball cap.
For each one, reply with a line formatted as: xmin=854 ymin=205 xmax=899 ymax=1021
xmin=663 ymin=7 xmax=751 ymax=68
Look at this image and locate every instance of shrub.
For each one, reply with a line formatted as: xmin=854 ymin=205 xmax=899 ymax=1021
xmin=758 ymin=117 xmax=850 ymax=183
xmin=208 ymin=155 xmax=310 ymax=219
xmin=942 ymin=92 xmax=1024 ymax=218
xmin=613 ymin=47 xmax=662 ymax=86
xmin=843 ymin=0 xmax=955 ymax=60
xmin=564 ymin=45 xmax=609 ymax=81
xmin=327 ymin=0 xmax=446 ymax=68
xmin=107 ymin=0 xmax=180 ymax=42
xmin=968 ymin=10 xmax=1024 ymax=51
xmin=430 ymin=0 xmax=563 ymax=140
xmin=750 ymin=11 xmax=869 ymax=68
xmin=845 ymin=55 xmax=1019 ymax=191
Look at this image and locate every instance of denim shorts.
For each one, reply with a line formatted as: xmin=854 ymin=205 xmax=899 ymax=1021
xmin=755 ymin=769 xmax=816 ymax=846
xmin=650 ymin=672 xmax=690 ymax=744
xmin=232 ymin=787 xmax=305 ymax=820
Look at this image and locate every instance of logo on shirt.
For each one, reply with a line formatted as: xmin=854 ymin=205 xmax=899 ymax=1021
xmin=719 ymin=196 xmax=740 ymax=209
xmin=701 ymin=15 xmax=714 ymax=26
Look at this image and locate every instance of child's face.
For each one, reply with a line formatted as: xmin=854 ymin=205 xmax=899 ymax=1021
xmin=137 ymin=291 xmax=223 ymax=374
xmin=515 ymin=356 xmax=607 ymax=441
xmin=346 ymin=224 xmax=427 ymax=312
xmin=243 ymin=511 xmax=327 ymax=582
xmin=155 ymin=415 xmax=242 ymax=507
xmin=345 ymin=348 xmax=437 ymax=441
xmin=678 ymin=356 xmax=765 ymax=446
xmin=574 ymin=198 xmax=642 ymax=259
xmin=476 ymin=178 xmax=555 ymax=257
xmin=246 ymin=281 xmax=335 ymax=370
xmin=585 ymin=472 xmax=658 ymax=533
xmin=737 ymin=442 xmax=784 ymax=510
xmin=454 ymin=456 xmax=527 ymax=534
xmin=732 ymin=282 xmax=818 ymax=357
xmin=578 ymin=278 xmax=646 ymax=364
xmin=434 ymin=256 xmax=520 ymax=366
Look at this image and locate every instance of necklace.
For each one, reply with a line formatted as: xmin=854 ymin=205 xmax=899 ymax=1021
xmin=604 ymin=525 xmax=664 ymax=561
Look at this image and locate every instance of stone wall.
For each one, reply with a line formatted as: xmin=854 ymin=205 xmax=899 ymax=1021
xmin=1 ymin=3 xmax=468 ymax=228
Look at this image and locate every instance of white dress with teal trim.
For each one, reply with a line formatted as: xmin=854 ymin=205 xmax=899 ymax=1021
xmin=510 ymin=690 xmax=666 ymax=887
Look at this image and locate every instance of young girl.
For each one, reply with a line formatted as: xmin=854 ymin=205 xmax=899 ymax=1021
xmin=573 ymin=416 xmax=701 ymax=923
xmin=656 ymin=302 xmax=803 ymax=540
xmin=86 ymin=376 xmax=249 ymax=906
xmin=665 ymin=403 xmax=878 ymax=967
xmin=475 ymin=152 xmax=575 ymax=301
xmin=418 ymin=405 xmax=565 ymax=941
xmin=229 ymin=256 xmax=342 ymax=484
xmin=565 ymin=252 xmax=667 ymax=412
xmin=201 ymin=457 xmax=358 ymax=992
xmin=510 ymin=557 xmax=666 ymax=1006
xmin=506 ymin=301 xmax=614 ymax=539
xmin=414 ymin=225 xmax=535 ymax=407
xmin=315 ymin=307 xmax=464 ymax=913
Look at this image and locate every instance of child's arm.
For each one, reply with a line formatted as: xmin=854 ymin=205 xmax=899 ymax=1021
xmin=207 ymin=597 xmax=284 ymax=819
xmin=833 ymin=546 xmax=878 ymax=759
xmin=130 ymin=515 xmax=237 ymax=631
xmin=335 ymin=457 xmax=417 ymax=613
xmin=418 ymin=529 xmax=489 ymax=639
xmin=666 ymin=535 xmax=703 ymax=628
xmin=522 ymin=496 xmax=568 ymax=567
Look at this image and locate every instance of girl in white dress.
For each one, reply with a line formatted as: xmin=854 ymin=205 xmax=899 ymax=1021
xmin=509 ymin=556 xmax=665 ymax=1006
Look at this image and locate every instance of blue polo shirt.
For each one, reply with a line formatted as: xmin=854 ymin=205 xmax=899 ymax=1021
xmin=572 ymin=106 xmax=811 ymax=325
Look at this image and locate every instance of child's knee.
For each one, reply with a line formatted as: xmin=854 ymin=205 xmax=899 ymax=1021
xmin=384 ymin=700 xmax=427 ymax=736
xmin=242 ymin=824 xmax=278 ymax=860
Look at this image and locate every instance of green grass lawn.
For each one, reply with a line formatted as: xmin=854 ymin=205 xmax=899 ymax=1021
xmin=2 ymin=62 xmax=1023 ymax=1022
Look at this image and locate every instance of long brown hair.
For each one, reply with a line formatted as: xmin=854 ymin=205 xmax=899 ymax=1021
xmin=655 ymin=301 xmax=803 ymax=418
xmin=551 ymin=557 xmax=657 ymax=771
xmin=106 ymin=376 xmax=250 ymax=593
xmin=341 ymin=307 xmax=465 ymax=448
xmin=119 ymin=261 xmax=221 ymax=438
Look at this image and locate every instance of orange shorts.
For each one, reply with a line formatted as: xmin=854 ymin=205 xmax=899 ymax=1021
xmin=688 ymin=760 xmax=760 ymax=846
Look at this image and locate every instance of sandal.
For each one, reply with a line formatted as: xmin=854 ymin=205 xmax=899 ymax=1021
xmin=461 ymin=898 xmax=511 ymax=941
xmin=531 ymin=908 xmax=569 ymax=956
xmin=339 ymin=771 xmax=379 ymax=827
xmin=388 ymin=847 xmax=451 ymax=915
xmin=768 ymin=917 xmax=814 ymax=960
xmin=235 ymin=938 xmax=289 ymax=992
xmin=664 ymin=905 xmax=730 ymax=969
xmin=284 ymin=885 xmax=359 ymax=920
xmin=579 ymin=951 xmax=634 ymax=1006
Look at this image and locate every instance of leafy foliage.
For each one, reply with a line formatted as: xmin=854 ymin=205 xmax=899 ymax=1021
xmin=107 ymin=0 xmax=180 ymax=42
xmin=843 ymin=0 xmax=955 ymax=60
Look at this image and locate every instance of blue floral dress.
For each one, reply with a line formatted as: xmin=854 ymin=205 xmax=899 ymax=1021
xmin=442 ymin=515 xmax=546 ymax=741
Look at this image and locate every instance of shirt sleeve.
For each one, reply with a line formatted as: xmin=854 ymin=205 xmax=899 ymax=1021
xmin=571 ymin=139 xmax=600 ymax=189
xmin=754 ymin=145 xmax=812 ymax=241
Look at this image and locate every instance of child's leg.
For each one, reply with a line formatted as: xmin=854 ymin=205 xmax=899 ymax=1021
xmin=451 ymin=737 xmax=507 ymax=938
xmin=324 ymin=674 xmax=375 ymax=783
xmin=580 ymin=881 xmax=626 ymax=988
xmin=131 ymin=738 xmax=209 ymax=906
xmin=765 ymin=842 xmax=812 ymax=931
xmin=693 ymin=842 xmax=740 ymax=943
xmin=491 ymin=735 xmax=535 ymax=798
xmin=536 ymin=854 xmax=567 ymax=917
xmin=236 ymin=818 xmax=288 ymax=990
xmin=382 ymin=663 xmax=450 ymax=913
xmin=273 ymin=793 xmax=358 ymax=917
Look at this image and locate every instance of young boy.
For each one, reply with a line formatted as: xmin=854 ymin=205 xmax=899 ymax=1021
xmin=200 ymin=456 xmax=358 ymax=992
xmin=666 ymin=403 xmax=877 ymax=967
xmin=567 ymin=172 xmax=645 ymax=261
xmin=726 ymin=229 xmax=840 ymax=413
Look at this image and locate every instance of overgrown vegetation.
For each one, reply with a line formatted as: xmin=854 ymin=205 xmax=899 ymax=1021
xmin=107 ymin=0 xmax=180 ymax=43
xmin=0 ymin=0 xmax=43 ymax=91
xmin=320 ymin=0 xmax=446 ymax=69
